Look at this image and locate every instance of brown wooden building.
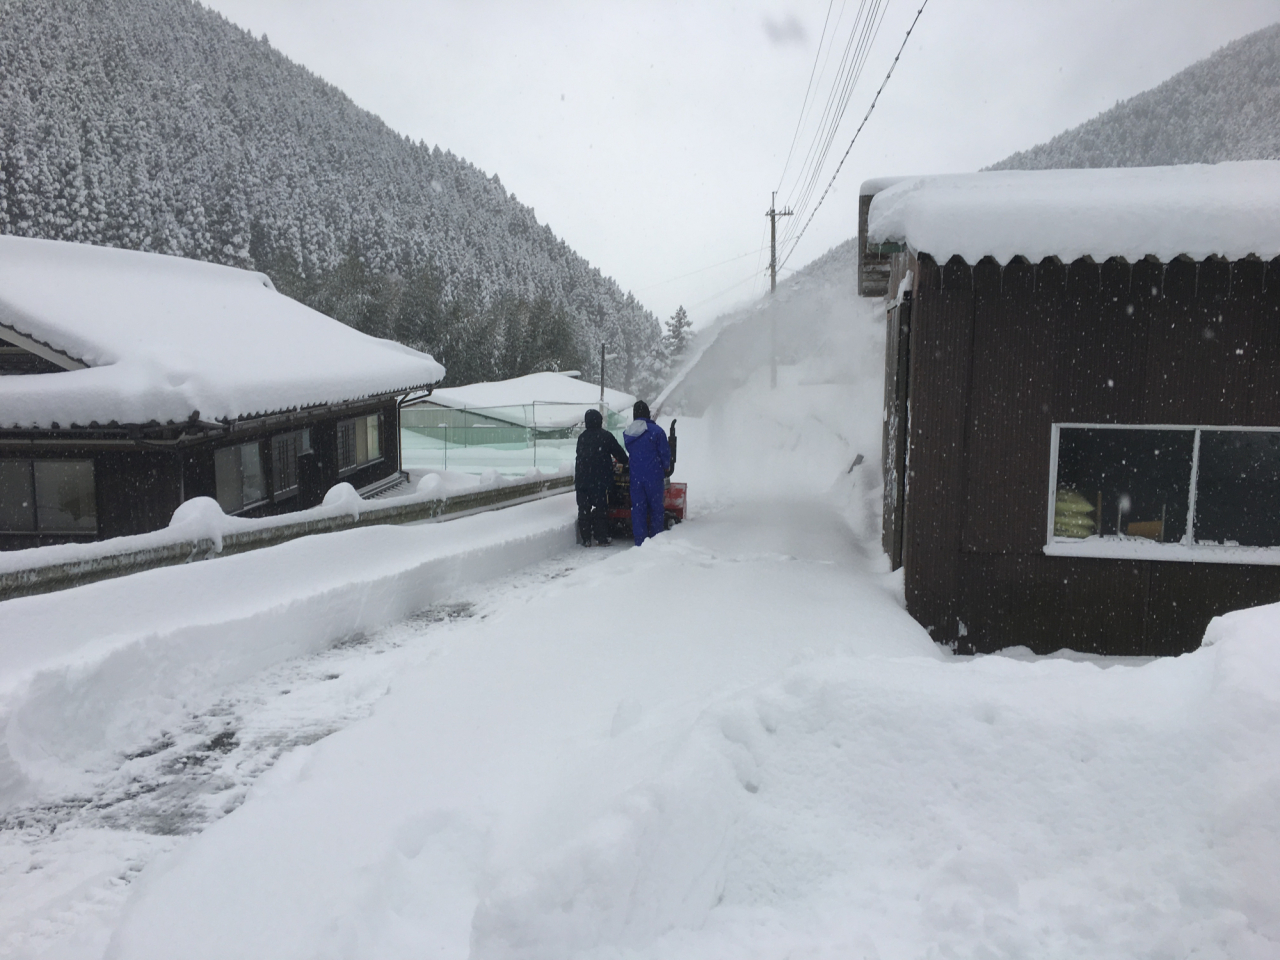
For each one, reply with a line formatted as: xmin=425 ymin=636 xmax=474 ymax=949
xmin=865 ymin=163 xmax=1280 ymax=656
xmin=0 ymin=237 xmax=444 ymax=550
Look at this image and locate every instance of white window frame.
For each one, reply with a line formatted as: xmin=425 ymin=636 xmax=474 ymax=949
xmin=1045 ymin=422 xmax=1280 ymax=565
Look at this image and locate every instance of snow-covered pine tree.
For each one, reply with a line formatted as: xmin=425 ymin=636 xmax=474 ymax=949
xmin=663 ymin=306 xmax=693 ymax=361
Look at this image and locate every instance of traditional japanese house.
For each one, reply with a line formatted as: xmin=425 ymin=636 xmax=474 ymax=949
xmin=0 ymin=237 xmax=444 ymax=550
xmin=866 ymin=161 xmax=1280 ymax=655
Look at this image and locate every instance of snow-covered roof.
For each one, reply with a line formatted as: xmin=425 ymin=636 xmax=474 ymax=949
xmin=866 ymin=161 xmax=1280 ymax=265
xmin=0 ymin=236 xmax=445 ymax=429
xmin=422 ymin=372 xmax=635 ymax=428
xmin=858 ymin=176 xmax=911 ymax=197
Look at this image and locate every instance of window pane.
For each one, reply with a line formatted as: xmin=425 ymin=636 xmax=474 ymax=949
xmin=33 ymin=460 xmax=97 ymax=532
xmin=1055 ymin=428 xmax=1193 ymax=541
xmin=338 ymin=420 xmax=356 ymax=470
xmin=240 ymin=442 xmax=265 ymax=505
xmin=1194 ymin=431 xmax=1280 ymax=546
xmin=214 ymin=446 xmax=242 ymax=513
xmin=367 ymin=414 xmax=381 ymax=461
xmin=0 ymin=460 xmax=35 ymax=531
xmin=272 ymin=432 xmax=300 ymax=495
xmin=355 ymin=418 xmax=368 ymax=465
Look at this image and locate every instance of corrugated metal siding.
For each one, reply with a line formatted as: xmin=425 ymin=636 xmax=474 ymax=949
xmin=902 ymin=254 xmax=973 ymax=643
xmin=961 ymin=257 xmax=1053 ymax=554
xmin=881 ymin=252 xmax=914 ymax=567
xmin=1247 ymin=257 xmax=1280 ymax=424
xmin=901 ymin=254 xmax=1280 ymax=656
xmin=1144 ymin=257 xmax=1251 ymax=424
xmin=957 ymin=554 xmax=1148 ymax=655
xmin=1052 ymin=258 xmax=1151 ymax=424
xmin=1145 ymin=562 xmax=1280 ymax=655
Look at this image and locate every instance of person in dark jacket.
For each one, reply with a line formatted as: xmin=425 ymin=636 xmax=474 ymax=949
xmin=575 ymin=407 xmax=628 ymax=546
xmin=622 ymin=400 xmax=671 ymax=546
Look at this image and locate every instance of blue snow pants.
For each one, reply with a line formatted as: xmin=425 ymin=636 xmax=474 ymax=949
xmin=630 ymin=476 xmax=665 ymax=546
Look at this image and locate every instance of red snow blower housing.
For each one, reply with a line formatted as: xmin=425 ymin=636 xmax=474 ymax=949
xmin=607 ymin=419 xmax=686 ymax=537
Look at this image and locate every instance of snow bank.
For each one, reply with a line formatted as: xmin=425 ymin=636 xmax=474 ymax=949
xmin=470 ymin=635 xmax=1280 ymax=959
xmin=0 ymin=493 xmax=577 ymax=809
xmin=867 ymin=161 xmax=1280 ymax=265
xmin=0 ymin=236 xmax=444 ymax=428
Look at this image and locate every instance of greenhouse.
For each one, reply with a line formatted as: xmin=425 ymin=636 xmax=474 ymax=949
xmin=401 ymin=372 xmax=634 ymax=475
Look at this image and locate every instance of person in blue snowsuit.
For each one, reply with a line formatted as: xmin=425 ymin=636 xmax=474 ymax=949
xmin=622 ymin=400 xmax=671 ymax=546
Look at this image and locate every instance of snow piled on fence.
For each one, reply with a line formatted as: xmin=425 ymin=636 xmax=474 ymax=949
xmin=0 ymin=465 xmax=569 ymax=578
xmin=867 ymin=160 xmax=1280 ymax=264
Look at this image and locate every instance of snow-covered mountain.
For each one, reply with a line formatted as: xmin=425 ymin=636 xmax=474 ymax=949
xmin=0 ymin=0 xmax=661 ymax=388
xmin=990 ymin=22 xmax=1280 ymax=170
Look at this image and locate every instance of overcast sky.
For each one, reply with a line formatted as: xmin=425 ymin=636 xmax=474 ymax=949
xmin=201 ymin=0 xmax=1279 ymax=327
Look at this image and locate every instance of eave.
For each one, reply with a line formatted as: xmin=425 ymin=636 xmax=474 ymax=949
xmin=0 ymin=385 xmax=437 ymax=450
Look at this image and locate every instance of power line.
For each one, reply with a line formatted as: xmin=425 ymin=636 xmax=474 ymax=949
xmin=779 ymin=0 xmax=890 ymax=250
xmin=780 ymin=0 xmax=930 ymax=269
xmin=688 ymin=268 xmax=764 ymax=311
xmin=773 ymin=3 xmax=885 ymax=257
xmin=636 ymin=249 xmax=762 ymax=291
xmin=775 ymin=0 xmax=837 ymax=194
xmin=778 ymin=0 xmax=879 ymax=222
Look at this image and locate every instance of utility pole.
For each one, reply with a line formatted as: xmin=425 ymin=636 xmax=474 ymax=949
xmin=767 ymin=191 xmax=793 ymax=389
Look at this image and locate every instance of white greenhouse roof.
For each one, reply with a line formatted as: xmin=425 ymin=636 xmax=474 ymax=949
xmin=422 ymin=372 xmax=635 ymax=429
xmin=0 ymin=236 xmax=445 ymax=429
xmin=866 ymin=161 xmax=1280 ymax=266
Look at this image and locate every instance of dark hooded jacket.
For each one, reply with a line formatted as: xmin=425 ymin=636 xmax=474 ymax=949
xmin=575 ymin=408 xmax=628 ymax=504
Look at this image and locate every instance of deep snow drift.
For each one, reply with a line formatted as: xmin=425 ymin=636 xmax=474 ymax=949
xmin=3 ymin=276 xmax=1280 ymax=959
